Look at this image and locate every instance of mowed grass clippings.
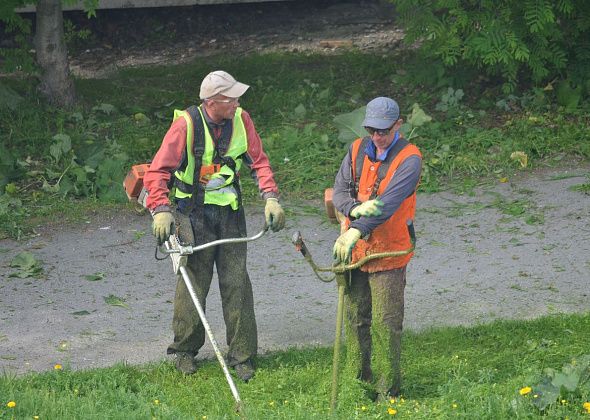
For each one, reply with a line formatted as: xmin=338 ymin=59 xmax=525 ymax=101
xmin=1 ymin=312 xmax=589 ymax=419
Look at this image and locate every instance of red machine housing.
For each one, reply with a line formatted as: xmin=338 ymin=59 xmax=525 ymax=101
xmin=123 ymin=163 xmax=150 ymax=200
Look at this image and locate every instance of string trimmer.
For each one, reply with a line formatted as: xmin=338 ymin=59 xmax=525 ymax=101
xmin=291 ymin=188 xmax=416 ymax=413
xmin=159 ymin=224 xmax=267 ymax=414
xmin=124 ymin=163 xmax=267 ymax=414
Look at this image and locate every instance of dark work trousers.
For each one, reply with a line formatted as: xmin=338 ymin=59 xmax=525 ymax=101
xmin=166 ymin=204 xmax=257 ymax=367
xmin=344 ymin=266 xmax=407 ymax=397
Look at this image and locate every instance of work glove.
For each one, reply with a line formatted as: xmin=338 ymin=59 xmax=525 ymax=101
xmin=152 ymin=211 xmax=175 ymax=245
xmin=350 ymin=199 xmax=384 ymax=218
xmin=264 ymin=198 xmax=285 ymax=232
xmin=333 ymin=228 xmax=362 ymax=264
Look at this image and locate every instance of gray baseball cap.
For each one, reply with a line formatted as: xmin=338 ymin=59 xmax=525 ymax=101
xmin=362 ymin=97 xmax=400 ymax=129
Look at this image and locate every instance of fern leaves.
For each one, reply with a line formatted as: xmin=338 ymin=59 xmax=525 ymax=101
xmin=392 ymin=0 xmax=590 ymax=92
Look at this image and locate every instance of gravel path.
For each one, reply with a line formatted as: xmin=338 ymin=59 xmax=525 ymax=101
xmin=1 ymin=165 xmax=589 ymax=375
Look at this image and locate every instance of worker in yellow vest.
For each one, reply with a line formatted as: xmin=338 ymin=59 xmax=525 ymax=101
xmin=332 ymin=97 xmax=422 ymax=399
xmin=144 ymin=70 xmax=285 ymax=381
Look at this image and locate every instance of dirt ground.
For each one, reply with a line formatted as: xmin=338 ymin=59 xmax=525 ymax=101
xmin=1 ymin=0 xmax=589 ymax=375
xmin=64 ymin=0 xmax=403 ymax=78
xmin=1 ymin=163 xmax=589 ymax=375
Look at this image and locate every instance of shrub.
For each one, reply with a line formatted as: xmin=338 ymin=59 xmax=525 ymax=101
xmin=392 ymin=0 xmax=590 ymax=94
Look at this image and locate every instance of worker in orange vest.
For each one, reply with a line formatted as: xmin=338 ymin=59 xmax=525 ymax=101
xmin=332 ymin=96 xmax=422 ymax=399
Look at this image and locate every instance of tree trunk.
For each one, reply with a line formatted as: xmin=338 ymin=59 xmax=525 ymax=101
xmin=35 ymin=0 xmax=75 ymax=107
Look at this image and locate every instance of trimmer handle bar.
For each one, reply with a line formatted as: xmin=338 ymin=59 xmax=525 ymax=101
xmin=160 ymin=225 xmax=268 ymax=256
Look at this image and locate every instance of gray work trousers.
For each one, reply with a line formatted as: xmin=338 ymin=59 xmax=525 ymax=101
xmin=166 ymin=204 xmax=257 ymax=366
xmin=344 ymin=266 xmax=407 ymax=397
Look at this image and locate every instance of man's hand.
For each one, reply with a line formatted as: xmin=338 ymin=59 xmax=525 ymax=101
xmin=350 ymin=199 xmax=384 ymax=218
xmin=333 ymin=228 xmax=362 ymax=263
xmin=264 ymin=198 xmax=285 ymax=232
xmin=152 ymin=211 xmax=175 ymax=245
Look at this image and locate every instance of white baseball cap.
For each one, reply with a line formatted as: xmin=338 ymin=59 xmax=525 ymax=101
xmin=199 ymin=70 xmax=250 ymax=100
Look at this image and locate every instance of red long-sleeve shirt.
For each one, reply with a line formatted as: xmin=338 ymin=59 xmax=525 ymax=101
xmin=144 ymin=109 xmax=279 ymax=212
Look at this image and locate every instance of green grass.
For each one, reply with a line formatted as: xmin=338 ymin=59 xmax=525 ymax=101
xmin=1 ymin=312 xmax=589 ymax=419
xmin=568 ymin=175 xmax=590 ymax=195
xmin=1 ymin=51 xmax=590 ymax=237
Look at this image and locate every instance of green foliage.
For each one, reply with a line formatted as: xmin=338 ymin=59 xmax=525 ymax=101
xmin=0 ymin=143 xmax=21 ymax=193
xmin=435 ymin=87 xmax=464 ymax=113
xmin=8 ymin=251 xmax=43 ymax=278
xmin=257 ymin=123 xmax=341 ymax=200
xmin=531 ymin=355 xmax=590 ymax=410
xmin=33 ymin=124 xmax=128 ymax=201
xmin=83 ymin=272 xmax=105 ymax=281
xmin=0 ymin=188 xmax=27 ymax=239
xmin=63 ymin=19 xmax=93 ymax=50
xmin=0 ymin=82 xmax=23 ymax=111
xmin=401 ymin=103 xmax=432 ymax=141
xmin=569 ymin=175 xmax=590 ymax=195
xmin=333 ymin=106 xmax=367 ymax=144
xmin=0 ymin=1 xmax=34 ymax=74
xmin=0 ymin=313 xmax=588 ymax=418
xmin=2 ymin=100 xmax=133 ymax=202
xmin=103 ymin=294 xmax=129 ymax=308
xmin=556 ymin=79 xmax=583 ymax=111
xmin=1 ymin=51 xmax=589 ymax=237
xmin=0 ymin=0 xmax=99 ymax=74
xmin=393 ymin=0 xmax=590 ymax=95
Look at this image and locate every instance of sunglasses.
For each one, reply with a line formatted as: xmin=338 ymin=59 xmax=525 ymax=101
xmin=365 ymin=126 xmax=393 ymax=136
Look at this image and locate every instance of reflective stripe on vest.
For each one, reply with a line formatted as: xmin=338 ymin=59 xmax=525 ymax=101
xmin=173 ymin=107 xmax=248 ymax=210
xmin=348 ymin=137 xmax=422 ymax=273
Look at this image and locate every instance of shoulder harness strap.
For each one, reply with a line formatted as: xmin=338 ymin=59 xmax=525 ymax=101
xmin=182 ymin=105 xmax=207 ymax=243
xmin=352 ymin=136 xmax=409 ymax=199
xmin=352 ymin=136 xmax=372 ymax=197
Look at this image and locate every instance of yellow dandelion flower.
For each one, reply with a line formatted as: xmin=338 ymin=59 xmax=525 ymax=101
xmin=499 ymin=177 xmax=509 ymax=183
xmin=54 ymin=364 xmax=62 ymax=370
xmin=33 ymin=416 xmax=39 ymax=419
xmin=7 ymin=401 xmax=16 ymax=408
xmin=153 ymin=399 xmax=159 ymax=405
xmin=284 ymin=400 xmax=288 ymax=404
xmin=519 ymin=386 xmax=532 ymax=395
xmin=583 ymin=402 xmax=590 ymax=413
xmin=387 ymin=407 xmax=397 ymax=415
xmin=361 ymin=405 xmax=367 ymax=411
xmin=202 ymin=416 xmax=207 ymax=420
xmin=452 ymin=403 xmax=458 ymax=409
xmin=533 ymin=394 xmax=538 ymax=398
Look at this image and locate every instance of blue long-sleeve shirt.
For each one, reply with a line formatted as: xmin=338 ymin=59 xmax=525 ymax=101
xmin=332 ymin=139 xmax=422 ymax=237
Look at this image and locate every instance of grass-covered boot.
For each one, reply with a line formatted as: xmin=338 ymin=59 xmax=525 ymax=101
xmin=234 ymin=360 xmax=255 ymax=382
xmin=175 ymin=352 xmax=197 ymax=374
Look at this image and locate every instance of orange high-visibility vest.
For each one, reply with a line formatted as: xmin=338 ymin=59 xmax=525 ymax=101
xmin=347 ymin=137 xmax=422 ymax=273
